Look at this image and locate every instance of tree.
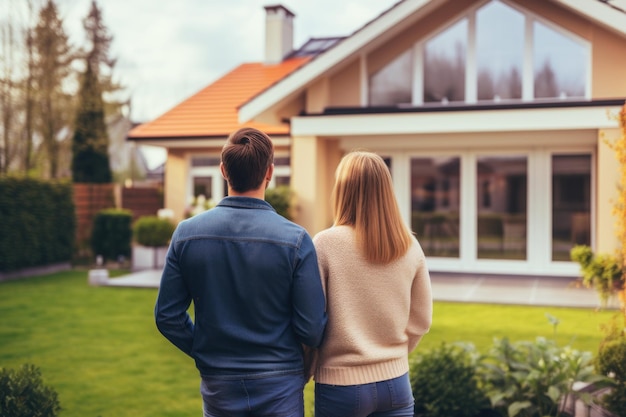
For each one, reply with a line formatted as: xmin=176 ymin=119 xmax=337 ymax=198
xmin=0 ymin=0 xmax=20 ymax=174
xmin=22 ymin=0 xmax=37 ymax=174
xmin=33 ymin=0 xmax=74 ymax=179
xmin=71 ymin=60 xmax=112 ymax=183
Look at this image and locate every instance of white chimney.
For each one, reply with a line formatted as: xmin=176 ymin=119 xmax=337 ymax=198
xmin=264 ymin=5 xmax=295 ymax=64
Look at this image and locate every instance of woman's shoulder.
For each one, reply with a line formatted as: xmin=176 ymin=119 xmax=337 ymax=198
xmin=313 ymin=225 xmax=354 ymax=247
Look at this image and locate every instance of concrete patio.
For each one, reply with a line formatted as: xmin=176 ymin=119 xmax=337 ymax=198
xmin=94 ymin=268 xmax=621 ymax=309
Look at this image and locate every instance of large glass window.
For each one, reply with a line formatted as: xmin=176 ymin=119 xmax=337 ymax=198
xmin=534 ymin=22 xmax=587 ymax=99
xmin=552 ymin=154 xmax=591 ymax=261
xmin=476 ymin=156 xmax=527 ymax=260
xmin=476 ymin=1 xmax=523 ymax=101
xmin=368 ymin=0 xmax=589 ymax=106
xmin=369 ymin=49 xmax=413 ymax=106
xmin=411 ymin=157 xmax=460 ymax=257
xmin=424 ymin=20 xmax=467 ymax=103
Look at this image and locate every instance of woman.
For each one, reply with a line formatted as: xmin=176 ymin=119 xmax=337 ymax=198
xmin=312 ymin=151 xmax=433 ymax=417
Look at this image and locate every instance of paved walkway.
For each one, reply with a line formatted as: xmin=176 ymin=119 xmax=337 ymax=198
xmin=99 ymin=269 xmax=621 ymax=309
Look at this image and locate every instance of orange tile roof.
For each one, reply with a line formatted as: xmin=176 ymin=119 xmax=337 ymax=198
xmin=127 ymin=56 xmax=310 ymax=139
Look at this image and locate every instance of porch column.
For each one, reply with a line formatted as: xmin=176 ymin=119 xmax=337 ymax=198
xmin=291 ymin=136 xmax=340 ymax=235
xmin=596 ymin=128 xmax=621 ymax=254
xmin=165 ymin=150 xmax=188 ymax=223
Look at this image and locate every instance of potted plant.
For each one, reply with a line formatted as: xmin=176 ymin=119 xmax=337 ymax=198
xmin=132 ymin=215 xmax=176 ymax=270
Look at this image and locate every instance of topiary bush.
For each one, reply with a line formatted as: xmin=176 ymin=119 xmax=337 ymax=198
xmin=90 ymin=208 xmax=133 ymax=262
xmin=410 ymin=342 xmax=491 ymax=417
xmin=133 ymin=216 xmax=176 ymax=247
xmin=0 ymin=364 xmax=61 ymax=417
xmin=265 ymin=186 xmax=293 ymax=220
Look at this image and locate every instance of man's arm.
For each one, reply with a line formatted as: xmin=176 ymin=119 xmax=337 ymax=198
xmin=291 ymin=232 xmax=327 ymax=348
xmin=154 ymin=238 xmax=195 ymax=356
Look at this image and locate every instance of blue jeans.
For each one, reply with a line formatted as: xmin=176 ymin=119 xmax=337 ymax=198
xmin=201 ymin=372 xmax=305 ymax=417
xmin=315 ymin=373 xmax=414 ymax=417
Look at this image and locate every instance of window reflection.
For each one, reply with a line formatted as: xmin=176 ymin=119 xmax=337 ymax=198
xmin=476 ymin=2 xmax=523 ymax=101
xmin=476 ymin=156 xmax=527 ymax=260
xmin=424 ymin=19 xmax=467 ymax=103
xmin=367 ymin=0 xmax=589 ymax=107
xmin=411 ymin=157 xmax=460 ymax=257
xmin=552 ymin=155 xmax=591 ymax=261
xmin=369 ymin=49 xmax=413 ymax=106
xmin=534 ymin=22 xmax=587 ymax=99
xmin=193 ymin=176 xmax=213 ymax=200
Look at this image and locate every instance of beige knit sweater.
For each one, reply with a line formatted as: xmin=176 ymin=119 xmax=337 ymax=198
xmin=311 ymin=225 xmax=433 ymax=386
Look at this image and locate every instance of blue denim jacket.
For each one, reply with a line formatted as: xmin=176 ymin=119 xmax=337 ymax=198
xmin=155 ymin=196 xmax=327 ymax=377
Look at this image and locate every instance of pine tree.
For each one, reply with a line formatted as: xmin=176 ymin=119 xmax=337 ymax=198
xmin=33 ymin=0 xmax=74 ymax=179
xmin=71 ymin=60 xmax=112 ymax=183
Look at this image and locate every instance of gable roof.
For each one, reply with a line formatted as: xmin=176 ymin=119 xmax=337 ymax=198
xmin=127 ymin=56 xmax=310 ymax=140
xmin=238 ymin=0 xmax=626 ymax=124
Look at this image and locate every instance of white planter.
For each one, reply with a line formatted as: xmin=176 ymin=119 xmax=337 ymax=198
xmin=132 ymin=245 xmax=168 ymax=270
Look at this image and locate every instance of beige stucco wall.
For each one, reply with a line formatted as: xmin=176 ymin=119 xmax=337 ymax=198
xmin=290 ymin=136 xmax=341 ymax=235
xmin=165 ymin=149 xmax=188 ymax=222
xmin=597 ymin=128 xmax=622 ymax=254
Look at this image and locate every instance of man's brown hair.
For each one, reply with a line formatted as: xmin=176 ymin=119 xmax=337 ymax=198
xmin=221 ymin=127 xmax=274 ymax=193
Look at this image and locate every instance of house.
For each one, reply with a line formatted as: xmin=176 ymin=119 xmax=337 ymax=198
xmin=127 ymin=0 xmax=626 ymax=277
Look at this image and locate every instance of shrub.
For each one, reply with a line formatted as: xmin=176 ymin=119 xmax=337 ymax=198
xmin=570 ymin=245 xmax=624 ymax=308
xmin=595 ymin=337 xmax=626 ymax=416
xmin=133 ymin=216 xmax=176 ymax=247
xmin=0 ymin=364 xmax=61 ymax=417
xmin=91 ymin=208 xmax=133 ymax=262
xmin=479 ymin=337 xmax=599 ymax=417
xmin=0 ymin=177 xmax=75 ymax=272
xmin=265 ymin=186 xmax=293 ymax=220
xmin=410 ymin=342 xmax=491 ymax=417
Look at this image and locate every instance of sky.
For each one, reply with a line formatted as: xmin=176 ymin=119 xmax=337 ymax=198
xmin=41 ymin=0 xmax=400 ymax=123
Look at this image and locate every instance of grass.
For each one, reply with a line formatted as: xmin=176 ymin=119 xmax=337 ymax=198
xmin=0 ymin=270 xmax=618 ymax=417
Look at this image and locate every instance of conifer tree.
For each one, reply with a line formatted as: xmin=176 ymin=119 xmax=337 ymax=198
xmin=71 ymin=60 xmax=112 ymax=183
xmin=33 ymin=0 xmax=73 ymax=179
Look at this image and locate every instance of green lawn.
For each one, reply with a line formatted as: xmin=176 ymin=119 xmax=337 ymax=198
xmin=0 ymin=270 xmax=617 ymax=417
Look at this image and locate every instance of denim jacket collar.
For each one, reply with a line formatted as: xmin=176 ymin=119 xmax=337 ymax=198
xmin=218 ymin=196 xmax=276 ymax=212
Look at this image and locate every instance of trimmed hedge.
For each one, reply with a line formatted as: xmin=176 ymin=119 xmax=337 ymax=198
xmin=133 ymin=216 xmax=176 ymax=247
xmin=0 ymin=178 xmax=75 ymax=272
xmin=91 ymin=209 xmax=133 ymax=262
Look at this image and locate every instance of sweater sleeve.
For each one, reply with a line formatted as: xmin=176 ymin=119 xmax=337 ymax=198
xmin=406 ymin=250 xmax=433 ymax=353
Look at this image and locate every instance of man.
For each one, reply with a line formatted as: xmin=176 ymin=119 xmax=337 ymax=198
xmin=155 ymin=127 xmax=327 ymax=417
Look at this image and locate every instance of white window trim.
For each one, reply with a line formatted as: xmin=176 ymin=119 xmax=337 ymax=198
xmin=377 ymin=0 xmax=592 ymax=107
xmin=388 ymin=146 xmax=594 ymax=277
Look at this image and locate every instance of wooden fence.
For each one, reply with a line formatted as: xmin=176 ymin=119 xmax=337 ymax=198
xmin=121 ymin=186 xmax=163 ymax=221
xmin=73 ymin=183 xmax=116 ymax=247
xmin=73 ymin=183 xmax=163 ymax=252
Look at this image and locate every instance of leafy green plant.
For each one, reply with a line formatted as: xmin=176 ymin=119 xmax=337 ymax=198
xmin=265 ymin=185 xmax=293 ymax=220
xmin=479 ymin=337 xmax=600 ymax=417
xmin=595 ymin=336 xmax=626 ymax=416
xmin=410 ymin=342 xmax=491 ymax=417
xmin=570 ymin=245 xmax=624 ymax=308
xmin=0 ymin=364 xmax=61 ymax=417
xmin=91 ymin=208 xmax=133 ymax=262
xmin=133 ymin=216 xmax=176 ymax=247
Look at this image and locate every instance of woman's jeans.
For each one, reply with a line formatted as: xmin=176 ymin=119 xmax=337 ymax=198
xmin=201 ymin=372 xmax=305 ymax=417
xmin=315 ymin=373 xmax=414 ymax=417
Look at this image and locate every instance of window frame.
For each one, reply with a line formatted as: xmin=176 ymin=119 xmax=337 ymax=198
xmin=369 ymin=0 xmax=592 ymax=107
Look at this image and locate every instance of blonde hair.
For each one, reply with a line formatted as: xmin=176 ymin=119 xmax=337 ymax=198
xmin=332 ymin=151 xmax=413 ymax=264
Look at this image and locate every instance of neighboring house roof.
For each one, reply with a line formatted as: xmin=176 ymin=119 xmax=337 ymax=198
xmin=239 ymin=0 xmax=626 ymax=124
xmin=127 ymin=56 xmax=310 ymax=140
